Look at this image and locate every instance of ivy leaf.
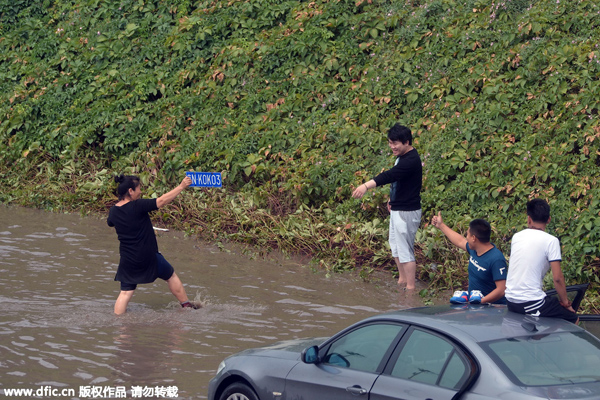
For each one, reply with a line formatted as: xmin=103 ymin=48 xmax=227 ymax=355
xmin=125 ymin=23 xmax=139 ymax=37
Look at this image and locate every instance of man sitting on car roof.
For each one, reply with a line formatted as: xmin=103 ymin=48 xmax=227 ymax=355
xmin=432 ymin=213 xmax=507 ymax=305
xmin=505 ymin=198 xmax=579 ymax=324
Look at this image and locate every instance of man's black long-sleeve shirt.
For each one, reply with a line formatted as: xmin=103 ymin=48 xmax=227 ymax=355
xmin=373 ymin=149 xmax=422 ymax=211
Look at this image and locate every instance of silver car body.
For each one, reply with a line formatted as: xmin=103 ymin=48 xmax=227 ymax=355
xmin=209 ymin=300 xmax=600 ymax=400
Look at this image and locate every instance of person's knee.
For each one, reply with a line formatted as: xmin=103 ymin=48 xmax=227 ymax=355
xmin=156 ymin=253 xmax=175 ymax=280
xmin=118 ymin=290 xmax=135 ymax=300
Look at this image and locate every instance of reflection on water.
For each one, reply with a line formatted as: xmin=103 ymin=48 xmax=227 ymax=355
xmin=0 ymin=205 xmax=423 ymax=399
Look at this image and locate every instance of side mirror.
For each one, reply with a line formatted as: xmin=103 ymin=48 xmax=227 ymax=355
xmin=301 ymin=346 xmax=319 ymax=364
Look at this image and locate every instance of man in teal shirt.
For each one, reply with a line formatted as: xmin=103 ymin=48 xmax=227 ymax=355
xmin=431 ymin=212 xmax=507 ymax=304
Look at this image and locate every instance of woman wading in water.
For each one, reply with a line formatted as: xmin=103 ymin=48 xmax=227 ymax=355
xmin=107 ymin=174 xmax=199 ymax=314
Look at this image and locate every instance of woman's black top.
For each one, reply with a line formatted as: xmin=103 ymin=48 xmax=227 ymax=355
xmin=107 ymin=199 xmax=159 ymax=284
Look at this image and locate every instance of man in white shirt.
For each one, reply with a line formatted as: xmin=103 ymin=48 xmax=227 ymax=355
xmin=505 ymin=199 xmax=578 ymax=323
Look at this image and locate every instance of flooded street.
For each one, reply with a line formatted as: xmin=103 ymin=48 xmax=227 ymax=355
xmin=0 ymin=205 xmax=427 ymax=399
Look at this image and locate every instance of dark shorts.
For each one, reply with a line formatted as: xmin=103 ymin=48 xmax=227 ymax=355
xmin=120 ymin=253 xmax=175 ymax=291
xmin=507 ymin=296 xmax=578 ymax=324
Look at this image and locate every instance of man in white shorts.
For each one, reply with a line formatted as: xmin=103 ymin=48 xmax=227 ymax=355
xmin=352 ymin=123 xmax=422 ymax=290
xmin=505 ymin=198 xmax=578 ymax=323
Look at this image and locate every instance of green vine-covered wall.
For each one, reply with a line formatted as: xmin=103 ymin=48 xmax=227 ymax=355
xmin=1 ymin=0 xmax=599 ymax=309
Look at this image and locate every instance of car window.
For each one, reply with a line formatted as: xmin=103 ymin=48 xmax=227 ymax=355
xmin=483 ymin=331 xmax=600 ymax=386
xmin=390 ymin=329 xmax=468 ymax=389
xmin=579 ymin=317 xmax=600 ymax=339
xmin=323 ymin=323 xmax=404 ymax=373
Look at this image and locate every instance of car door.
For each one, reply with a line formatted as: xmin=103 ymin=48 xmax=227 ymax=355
xmin=369 ymin=327 xmax=474 ymax=400
xmin=545 ymin=283 xmax=589 ymax=312
xmin=546 ymin=283 xmax=600 ymax=338
xmin=283 ymin=323 xmax=406 ymax=400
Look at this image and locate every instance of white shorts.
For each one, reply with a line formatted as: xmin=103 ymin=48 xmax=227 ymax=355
xmin=389 ymin=209 xmax=421 ymax=263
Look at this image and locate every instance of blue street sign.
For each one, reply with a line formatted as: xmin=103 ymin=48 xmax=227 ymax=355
xmin=186 ymin=172 xmax=222 ymax=187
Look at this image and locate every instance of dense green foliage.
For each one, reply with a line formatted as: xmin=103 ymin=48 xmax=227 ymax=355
xmin=1 ymin=0 xmax=599 ymax=308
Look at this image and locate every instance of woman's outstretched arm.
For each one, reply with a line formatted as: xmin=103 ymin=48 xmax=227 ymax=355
xmin=156 ymin=176 xmax=192 ymax=208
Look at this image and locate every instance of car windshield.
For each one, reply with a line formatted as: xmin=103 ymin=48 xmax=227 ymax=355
xmin=482 ymin=331 xmax=600 ymax=386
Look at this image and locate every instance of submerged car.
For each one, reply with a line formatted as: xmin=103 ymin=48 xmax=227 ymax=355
xmin=208 ymin=285 xmax=600 ymax=400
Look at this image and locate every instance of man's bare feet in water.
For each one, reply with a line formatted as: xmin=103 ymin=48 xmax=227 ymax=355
xmin=394 ymin=259 xmax=417 ymax=290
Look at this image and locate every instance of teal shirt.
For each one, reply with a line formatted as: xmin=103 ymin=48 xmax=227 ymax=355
xmin=466 ymin=242 xmax=508 ymax=304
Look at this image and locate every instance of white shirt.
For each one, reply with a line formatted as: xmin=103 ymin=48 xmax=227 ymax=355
xmin=505 ymin=228 xmax=562 ymax=303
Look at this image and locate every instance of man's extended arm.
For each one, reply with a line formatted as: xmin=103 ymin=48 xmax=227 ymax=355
xmin=352 ymin=179 xmax=377 ymax=199
xmin=431 ymin=212 xmax=467 ymax=251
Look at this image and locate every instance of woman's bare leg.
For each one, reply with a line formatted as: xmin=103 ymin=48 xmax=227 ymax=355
xmin=166 ymin=272 xmax=189 ymax=303
xmin=114 ymin=290 xmax=135 ymax=315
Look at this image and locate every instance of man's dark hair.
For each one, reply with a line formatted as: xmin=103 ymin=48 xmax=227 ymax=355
xmin=469 ymin=219 xmax=491 ymax=243
xmin=388 ymin=123 xmax=412 ymax=145
xmin=114 ymin=174 xmax=140 ymax=200
xmin=527 ymin=198 xmax=551 ymax=223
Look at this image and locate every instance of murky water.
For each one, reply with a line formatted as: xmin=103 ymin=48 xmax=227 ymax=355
xmin=0 ymin=205 xmax=426 ymax=399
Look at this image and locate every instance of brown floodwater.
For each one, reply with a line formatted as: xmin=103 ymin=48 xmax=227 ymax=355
xmin=0 ymin=205 xmax=430 ymax=399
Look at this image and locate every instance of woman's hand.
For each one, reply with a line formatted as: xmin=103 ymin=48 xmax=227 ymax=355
xmin=180 ymin=176 xmax=192 ymax=189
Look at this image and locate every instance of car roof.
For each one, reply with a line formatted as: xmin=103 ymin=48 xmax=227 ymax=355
xmin=361 ymin=304 xmax=585 ymax=343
